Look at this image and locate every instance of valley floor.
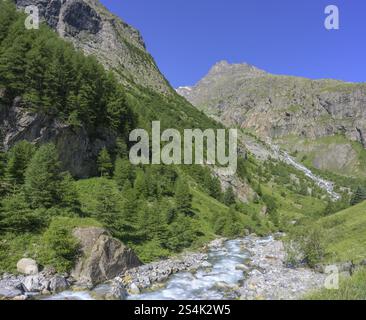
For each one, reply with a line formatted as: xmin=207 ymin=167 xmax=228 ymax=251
xmin=238 ymin=236 xmax=326 ymax=300
xmin=36 ymin=235 xmax=326 ymax=300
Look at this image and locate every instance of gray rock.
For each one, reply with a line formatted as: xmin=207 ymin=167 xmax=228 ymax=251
xmin=336 ymin=262 xmax=354 ymax=273
xmin=129 ymin=283 xmax=140 ymax=295
xmin=16 ymin=258 xmax=38 ymax=275
xmin=177 ymin=60 xmax=366 ymax=175
xmin=92 ymin=282 xmax=127 ymax=300
xmin=15 ymin=0 xmax=171 ymax=95
xmin=0 ymin=288 xmax=23 ymax=299
xmin=22 ymin=275 xmax=47 ymax=292
xmin=71 ymin=227 xmax=141 ymax=286
xmin=238 ymin=235 xmax=326 ymax=300
xmin=49 ymin=276 xmax=69 ymax=293
xmin=120 ymin=252 xmax=207 ymax=291
xmin=1 ymin=101 xmax=117 ymax=178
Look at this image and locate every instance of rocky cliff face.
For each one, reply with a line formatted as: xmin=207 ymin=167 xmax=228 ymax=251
xmin=1 ymin=98 xmax=116 ymax=177
xmin=177 ymin=61 xmax=366 ymax=174
xmin=177 ymin=61 xmax=366 ymax=143
xmin=1 ymin=0 xmax=176 ymax=177
xmin=15 ymin=0 xmax=171 ymax=94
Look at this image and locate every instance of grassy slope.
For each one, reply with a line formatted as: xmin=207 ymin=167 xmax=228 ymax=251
xmin=277 ymin=135 xmax=366 ymax=178
xmin=75 ymin=177 xmax=268 ymax=255
xmin=261 ymin=184 xmax=326 ymax=223
xmin=306 ymin=268 xmax=366 ymax=300
xmin=319 ymin=201 xmax=366 ymax=264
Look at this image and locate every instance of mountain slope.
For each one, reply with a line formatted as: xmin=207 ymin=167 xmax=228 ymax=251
xmin=319 ymin=201 xmax=366 ymax=263
xmin=15 ymin=0 xmax=171 ymax=94
xmin=0 ymin=0 xmax=218 ymax=177
xmin=177 ymin=61 xmax=366 ymax=177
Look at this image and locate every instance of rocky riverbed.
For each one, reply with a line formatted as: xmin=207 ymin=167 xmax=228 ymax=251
xmin=237 ymin=236 xmax=326 ymax=300
xmin=1 ymin=235 xmax=328 ymax=300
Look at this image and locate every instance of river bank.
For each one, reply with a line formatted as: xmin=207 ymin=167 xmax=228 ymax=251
xmin=237 ymin=236 xmax=326 ymax=300
xmin=33 ymin=235 xmax=327 ymax=300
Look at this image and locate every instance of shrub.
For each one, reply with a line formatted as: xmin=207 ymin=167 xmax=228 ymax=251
xmin=285 ymin=224 xmax=326 ymax=268
xmin=38 ymin=218 xmax=80 ymax=272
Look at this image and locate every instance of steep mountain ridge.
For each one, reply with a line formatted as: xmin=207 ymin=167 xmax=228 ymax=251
xmin=0 ymin=0 xmax=212 ymax=177
xmin=177 ymin=61 xmax=366 ymax=176
xmin=15 ymin=0 xmax=172 ymax=94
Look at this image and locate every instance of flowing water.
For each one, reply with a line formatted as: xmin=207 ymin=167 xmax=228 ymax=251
xmin=129 ymin=239 xmax=250 ymax=300
xmin=45 ymin=238 xmax=254 ymax=300
xmin=269 ymin=144 xmax=340 ymax=201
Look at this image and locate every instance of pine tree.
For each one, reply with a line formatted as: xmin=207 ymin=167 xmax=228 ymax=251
xmin=0 ymin=34 xmax=31 ymax=100
xmin=166 ymin=212 xmax=196 ymax=251
xmin=223 ymin=186 xmax=236 ymax=206
xmin=94 ymin=178 xmax=119 ymax=226
xmin=58 ymin=172 xmax=81 ymax=215
xmin=114 ymin=157 xmax=135 ymax=189
xmin=97 ymin=147 xmax=113 ymax=177
xmin=0 ymin=192 xmax=44 ymax=233
xmin=24 ymin=144 xmax=62 ymax=209
xmin=0 ymin=1 xmax=17 ymax=44
xmin=5 ymin=140 xmax=35 ymax=185
xmin=351 ymin=186 xmax=366 ymax=206
xmin=134 ymin=170 xmax=149 ymax=198
xmin=115 ymin=138 xmax=128 ymax=158
xmin=175 ymin=178 xmax=192 ymax=215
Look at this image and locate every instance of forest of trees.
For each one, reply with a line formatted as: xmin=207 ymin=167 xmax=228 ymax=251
xmin=0 ymin=2 xmax=260 ymax=273
xmin=0 ymin=0 xmax=136 ymax=136
xmin=3 ymin=0 xmax=363 ymax=278
xmin=0 ymin=139 xmax=255 ymax=270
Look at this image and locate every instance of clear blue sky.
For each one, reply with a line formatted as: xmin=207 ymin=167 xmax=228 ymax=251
xmin=100 ymin=0 xmax=366 ymax=87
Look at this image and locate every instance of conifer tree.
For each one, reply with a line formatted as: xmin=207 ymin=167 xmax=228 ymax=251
xmin=5 ymin=141 xmax=35 ymax=185
xmin=114 ymin=157 xmax=135 ymax=189
xmin=58 ymin=172 xmax=81 ymax=215
xmin=0 ymin=192 xmax=44 ymax=233
xmin=351 ymin=186 xmax=366 ymax=206
xmin=93 ymin=179 xmax=122 ymax=232
xmin=97 ymin=147 xmax=113 ymax=177
xmin=24 ymin=144 xmax=62 ymax=209
xmin=175 ymin=178 xmax=192 ymax=215
xmin=134 ymin=170 xmax=149 ymax=198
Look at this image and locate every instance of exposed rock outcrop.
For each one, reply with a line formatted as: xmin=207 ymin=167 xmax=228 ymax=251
xmin=15 ymin=0 xmax=171 ymax=94
xmin=1 ymin=100 xmax=116 ymax=177
xmin=177 ymin=61 xmax=366 ymax=176
xmin=0 ymin=270 xmax=71 ymax=300
xmin=71 ymin=227 xmax=142 ymax=286
xmin=177 ymin=61 xmax=366 ymax=146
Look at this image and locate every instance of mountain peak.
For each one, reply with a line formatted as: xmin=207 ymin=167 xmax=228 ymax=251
xmin=207 ymin=60 xmax=267 ymax=78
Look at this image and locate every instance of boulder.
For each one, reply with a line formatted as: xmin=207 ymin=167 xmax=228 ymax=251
xmin=49 ymin=276 xmax=69 ymax=293
xmin=16 ymin=258 xmax=38 ymax=275
xmin=22 ymin=275 xmax=47 ymax=292
xmin=0 ymin=276 xmax=25 ymax=299
xmin=128 ymin=283 xmax=140 ymax=295
xmin=92 ymin=282 xmax=127 ymax=300
xmin=0 ymin=288 xmax=23 ymax=299
xmin=71 ymin=227 xmax=141 ymax=286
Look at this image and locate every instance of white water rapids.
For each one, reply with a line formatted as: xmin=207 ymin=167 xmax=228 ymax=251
xmin=45 ymin=238 xmax=275 ymax=300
